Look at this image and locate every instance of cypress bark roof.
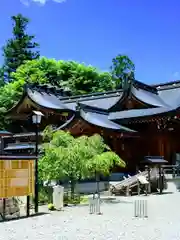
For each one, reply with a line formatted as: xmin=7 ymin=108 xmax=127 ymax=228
xmin=7 ymin=78 xmax=180 ymax=130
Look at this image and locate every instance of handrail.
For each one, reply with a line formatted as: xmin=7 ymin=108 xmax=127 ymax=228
xmin=111 ymin=171 xmax=148 ymax=190
xmin=162 ymin=165 xmax=180 ymax=178
xmin=162 ymin=165 xmax=178 ymax=168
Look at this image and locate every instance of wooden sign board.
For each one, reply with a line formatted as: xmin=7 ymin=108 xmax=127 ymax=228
xmin=0 ymin=160 xmax=35 ymax=198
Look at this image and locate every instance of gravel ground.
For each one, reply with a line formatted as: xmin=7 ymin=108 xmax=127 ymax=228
xmin=0 ymin=182 xmax=180 ymax=240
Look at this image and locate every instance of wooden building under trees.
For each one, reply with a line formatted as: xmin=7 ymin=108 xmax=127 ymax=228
xmin=4 ymin=77 xmax=180 ymax=173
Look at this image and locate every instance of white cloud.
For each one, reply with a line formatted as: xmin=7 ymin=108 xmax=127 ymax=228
xmin=20 ymin=0 xmax=66 ymax=6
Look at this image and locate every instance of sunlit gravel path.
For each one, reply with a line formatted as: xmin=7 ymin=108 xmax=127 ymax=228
xmin=0 ymin=182 xmax=180 ymax=240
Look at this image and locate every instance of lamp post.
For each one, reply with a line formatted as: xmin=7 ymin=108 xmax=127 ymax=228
xmin=32 ymin=110 xmax=43 ymax=214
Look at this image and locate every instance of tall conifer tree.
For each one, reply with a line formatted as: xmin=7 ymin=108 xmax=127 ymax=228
xmin=1 ymin=14 xmax=40 ymax=82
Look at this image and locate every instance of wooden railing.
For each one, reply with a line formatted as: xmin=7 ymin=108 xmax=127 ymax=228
xmin=162 ymin=165 xmax=180 ymax=179
xmin=110 ymin=170 xmax=148 ymax=191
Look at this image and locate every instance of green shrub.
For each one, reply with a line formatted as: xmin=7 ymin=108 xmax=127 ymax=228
xmin=80 ymin=196 xmax=89 ymax=204
xmin=48 ymin=203 xmax=55 ymax=211
xmin=38 ymin=186 xmax=53 ymax=204
xmin=63 ymin=193 xmax=81 ymax=205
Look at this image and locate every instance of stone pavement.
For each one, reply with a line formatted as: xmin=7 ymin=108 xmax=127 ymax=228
xmin=0 ymin=182 xmax=180 ymax=240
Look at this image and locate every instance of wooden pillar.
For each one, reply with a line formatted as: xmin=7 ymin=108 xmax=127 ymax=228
xmin=147 ymin=166 xmax=151 ymax=194
xmin=158 ymin=135 xmax=164 ymax=157
xmin=158 ymin=165 xmax=163 ymax=194
xmin=137 ymin=180 xmax=140 ymax=195
xmin=113 ymin=134 xmax=119 ymax=154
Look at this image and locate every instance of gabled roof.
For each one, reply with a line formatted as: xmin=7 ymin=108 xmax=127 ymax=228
xmin=142 ymin=156 xmax=168 ymax=165
xmin=7 ymin=78 xmax=180 ymax=129
xmin=0 ymin=131 xmax=12 ymax=137
xmin=79 ymin=110 xmax=136 ymax=132
xmin=108 ymin=79 xmax=180 ymax=122
xmin=7 ymin=85 xmax=136 ymax=132
xmin=131 ymin=86 xmax=169 ymax=107
xmin=109 ymin=107 xmax=174 ymax=122
xmin=4 ymin=143 xmax=35 ymax=151
xmin=27 ymin=88 xmax=70 ymax=111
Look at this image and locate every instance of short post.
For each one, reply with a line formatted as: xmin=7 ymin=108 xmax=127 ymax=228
xmin=173 ymin=167 xmax=176 ymax=178
xmin=95 ymin=195 xmax=102 ymax=215
xmin=53 ymin=185 xmax=64 ymax=210
xmin=158 ymin=166 xmax=163 ymax=194
xmin=89 ymin=197 xmax=96 ymax=214
xmin=146 ymin=166 xmax=151 ymax=194
xmin=137 ymin=181 xmax=140 ymax=195
xmin=176 ymin=166 xmax=179 ymax=176
xmin=26 ymin=195 xmax=30 ymax=217
xmin=95 ymin=172 xmax=102 ymax=215
xmin=126 ymin=185 xmax=130 ymax=196
xmin=89 ymin=194 xmax=102 ymax=215
xmin=134 ymin=199 xmax=148 ymax=218
xmin=145 ymin=183 xmax=148 ymax=196
xmin=3 ymin=198 xmax=6 ymax=220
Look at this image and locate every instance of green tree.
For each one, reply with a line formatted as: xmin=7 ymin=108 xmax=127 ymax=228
xmin=39 ymin=128 xmax=125 ymax=198
xmin=0 ymin=55 xmax=133 ymax=130
xmin=62 ymin=61 xmax=114 ymax=94
xmin=110 ymin=54 xmax=135 ymax=87
xmin=11 ymin=58 xmax=114 ymax=94
xmin=1 ymin=14 xmax=39 ymax=82
xmin=0 ymin=58 xmax=114 ymax=129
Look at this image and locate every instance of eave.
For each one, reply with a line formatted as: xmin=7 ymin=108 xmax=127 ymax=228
xmin=109 ymin=107 xmax=177 ymax=124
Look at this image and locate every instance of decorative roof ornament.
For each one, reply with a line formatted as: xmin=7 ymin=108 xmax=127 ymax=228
xmin=25 ymin=83 xmax=71 ymax=97
xmin=121 ymin=70 xmax=134 ymax=92
xmin=75 ymin=101 xmax=81 ymax=112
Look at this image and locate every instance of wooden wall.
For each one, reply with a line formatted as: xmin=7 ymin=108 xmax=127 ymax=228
xmin=104 ymin=121 xmax=180 ymax=173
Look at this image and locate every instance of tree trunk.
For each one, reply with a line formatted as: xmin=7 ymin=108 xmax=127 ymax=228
xmin=96 ymin=172 xmax=100 ymax=198
xmin=70 ymin=179 xmax=76 ymax=200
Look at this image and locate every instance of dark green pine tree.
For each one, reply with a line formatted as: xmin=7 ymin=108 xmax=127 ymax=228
xmin=1 ymin=14 xmax=40 ymax=82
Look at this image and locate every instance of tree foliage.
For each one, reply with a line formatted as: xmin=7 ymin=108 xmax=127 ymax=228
xmin=0 ymin=18 xmax=135 ymax=130
xmin=0 ymin=57 xmax=115 ymax=129
xmin=110 ymin=54 xmax=135 ymax=87
xmin=39 ymin=128 xmax=125 ymax=194
xmin=11 ymin=58 xmax=114 ymax=94
xmin=1 ymin=14 xmax=39 ymax=82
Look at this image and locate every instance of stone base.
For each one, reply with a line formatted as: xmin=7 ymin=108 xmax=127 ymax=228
xmin=0 ymin=198 xmax=20 ymax=219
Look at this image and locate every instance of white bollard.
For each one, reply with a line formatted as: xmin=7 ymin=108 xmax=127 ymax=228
xmin=95 ymin=196 xmax=101 ymax=215
xmin=89 ymin=197 xmax=96 ymax=214
xmin=53 ymin=185 xmax=64 ymax=210
xmin=134 ymin=199 xmax=148 ymax=218
xmin=89 ymin=194 xmax=102 ymax=215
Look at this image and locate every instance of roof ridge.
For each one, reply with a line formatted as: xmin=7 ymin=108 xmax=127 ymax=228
xmin=134 ymin=80 xmax=157 ymax=94
xmin=25 ymin=80 xmax=180 ymax=101
xmin=62 ymin=91 xmax=123 ymax=103
xmin=26 ymin=83 xmax=72 ymax=97
xmin=152 ymin=80 xmax=180 ymax=88
xmin=60 ymin=89 xmax=123 ymax=100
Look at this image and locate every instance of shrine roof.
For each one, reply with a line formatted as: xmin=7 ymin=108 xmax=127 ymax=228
xmin=0 ymin=155 xmax=37 ymax=160
xmin=6 ymin=79 xmax=180 ymax=128
xmin=109 ymin=107 xmax=174 ymax=122
xmin=4 ymin=143 xmax=35 ymax=151
xmin=142 ymin=156 xmax=168 ymax=165
xmin=61 ymin=79 xmax=180 ymax=111
xmin=27 ymin=88 xmax=72 ymax=111
xmin=0 ymin=131 xmax=12 ymax=137
xmin=79 ymin=110 xmax=136 ymax=132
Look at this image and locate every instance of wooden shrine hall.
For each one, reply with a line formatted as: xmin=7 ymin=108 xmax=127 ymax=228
xmin=4 ymin=77 xmax=180 ymax=173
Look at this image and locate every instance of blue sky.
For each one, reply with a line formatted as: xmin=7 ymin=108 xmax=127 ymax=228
xmin=1 ymin=0 xmax=180 ymax=84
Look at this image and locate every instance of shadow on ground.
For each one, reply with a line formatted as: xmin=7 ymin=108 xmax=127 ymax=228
xmin=0 ymin=212 xmax=49 ymax=223
xmin=102 ymin=199 xmax=133 ymax=204
xmin=152 ymin=191 xmax=174 ymax=196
